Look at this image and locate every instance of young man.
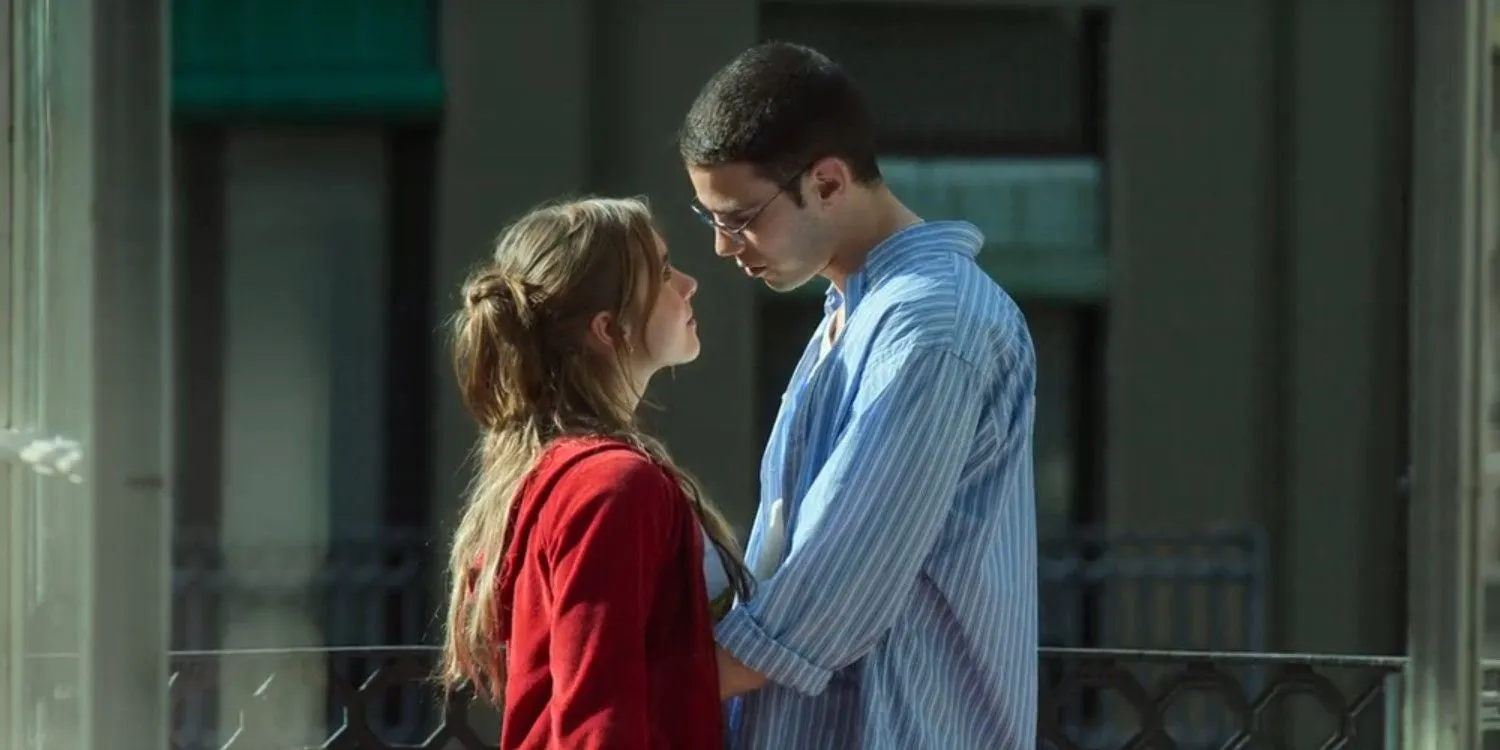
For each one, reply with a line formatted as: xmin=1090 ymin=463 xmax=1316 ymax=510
xmin=680 ymin=42 xmax=1039 ymax=749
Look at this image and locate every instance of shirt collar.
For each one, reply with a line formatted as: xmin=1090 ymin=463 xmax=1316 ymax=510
xmin=822 ymin=220 xmax=985 ymax=317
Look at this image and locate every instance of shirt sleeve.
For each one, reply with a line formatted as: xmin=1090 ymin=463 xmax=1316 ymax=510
xmin=543 ymin=450 xmax=678 ymax=748
xmin=715 ymin=345 xmax=1006 ymax=695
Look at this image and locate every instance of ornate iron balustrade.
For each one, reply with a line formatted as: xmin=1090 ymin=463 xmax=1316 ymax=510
xmin=168 ymin=527 xmax=1267 ymax=654
xmin=44 ymin=646 xmax=1412 ymax=749
xmin=11 ymin=644 xmax=1426 ymax=748
xmin=1037 ymin=529 xmax=1266 ymax=652
xmin=1040 ymin=647 xmax=1405 ymax=750
xmin=170 ymin=530 xmax=436 ymax=650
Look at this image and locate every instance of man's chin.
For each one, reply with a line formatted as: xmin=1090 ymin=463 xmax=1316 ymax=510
xmin=762 ymin=270 xmax=819 ymax=293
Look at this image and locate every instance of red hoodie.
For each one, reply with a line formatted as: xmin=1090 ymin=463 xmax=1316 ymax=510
xmin=491 ymin=436 xmax=723 ymax=750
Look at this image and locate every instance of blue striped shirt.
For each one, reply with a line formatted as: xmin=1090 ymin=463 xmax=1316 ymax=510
xmin=715 ymin=220 xmax=1038 ymax=750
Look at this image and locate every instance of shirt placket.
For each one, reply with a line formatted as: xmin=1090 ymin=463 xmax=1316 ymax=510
xmin=776 ymin=278 xmax=866 ymax=563
xmin=749 ymin=315 xmax=828 ymax=576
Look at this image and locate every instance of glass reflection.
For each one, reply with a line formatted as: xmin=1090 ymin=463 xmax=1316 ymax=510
xmin=1482 ymin=24 xmax=1500 ymax=746
xmin=7 ymin=1 xmax=88 ymax=748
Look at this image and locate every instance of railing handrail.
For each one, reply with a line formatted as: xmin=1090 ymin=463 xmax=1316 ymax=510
xmin=1039 ymin=646 xmax=1412 ymax=669
xmin=17 ymin=644 xmax=1475 ymax=671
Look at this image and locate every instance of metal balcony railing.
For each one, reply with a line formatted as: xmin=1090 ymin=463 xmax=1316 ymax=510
xmin=16 ymin=646 xmax=1426 ymax=749
xmin=150 ymin=528 xmax=1271 ymax=747
xmin=1039 ymin=529 xmax=1266 ymax=653
xmin=145 ymin=527 xmax=1273 ymax=747
xmin=170 ymin=530 xmax=437 ymax=649
xmin=168 ymin=527 xmax=1267 ymax=654
xmin=1042 ymin=647 xmax=1404 ymax=750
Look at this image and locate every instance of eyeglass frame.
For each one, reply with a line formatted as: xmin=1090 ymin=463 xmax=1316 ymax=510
xmin=689 ymin=160 xmax=818 ymax=244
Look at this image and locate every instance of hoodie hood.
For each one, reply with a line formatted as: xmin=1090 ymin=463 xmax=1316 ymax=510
xmin=486 ymin=437 xmax=638 ymax=643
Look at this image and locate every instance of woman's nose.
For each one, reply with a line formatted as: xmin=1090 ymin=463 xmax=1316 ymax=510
xmin=678 ymin=269 xmax=699 ymax=299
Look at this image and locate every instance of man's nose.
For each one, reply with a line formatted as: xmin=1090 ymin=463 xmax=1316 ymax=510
xmin=713 ymin=230 xmax=741 ymax=258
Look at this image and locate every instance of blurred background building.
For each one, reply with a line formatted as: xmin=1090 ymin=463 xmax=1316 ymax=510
xmin=4 ymin=0 xmax=1498 ymax=748
xmin=162 ymin=0 xmax=1405 ymax=657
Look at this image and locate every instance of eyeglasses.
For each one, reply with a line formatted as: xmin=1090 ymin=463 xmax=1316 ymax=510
xmin=690 ymin=165 xmax=813 ymax=244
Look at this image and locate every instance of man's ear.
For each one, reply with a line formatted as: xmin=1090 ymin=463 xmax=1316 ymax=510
xmin=808 ymin=156 xmax=851 ymax=204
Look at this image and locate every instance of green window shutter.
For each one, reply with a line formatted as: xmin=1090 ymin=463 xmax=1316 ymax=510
xmin=777 ymin=158 xmax=1107 ymax=302
xmin=883 ymin=157 xmax=1107 ymax=302
xmin=172 ymin=0 xmax=443 ymax=118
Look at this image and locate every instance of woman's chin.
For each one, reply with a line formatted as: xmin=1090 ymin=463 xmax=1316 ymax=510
xmin=674 ymin=335 xmax=702 ymax=365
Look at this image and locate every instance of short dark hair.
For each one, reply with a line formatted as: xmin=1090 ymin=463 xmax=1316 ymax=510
xmin=679 ymin=42 xmax=882 ymax=200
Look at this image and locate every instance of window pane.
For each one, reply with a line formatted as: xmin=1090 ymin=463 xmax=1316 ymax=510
xmin=881 ymin=156 xmax=1105 ymax=301
xmin=760 ymin=4 xmax=1091 ymax=152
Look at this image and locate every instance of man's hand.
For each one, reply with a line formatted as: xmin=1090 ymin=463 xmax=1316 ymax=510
xmin=716 ymin=646 xmax=767 ymax=700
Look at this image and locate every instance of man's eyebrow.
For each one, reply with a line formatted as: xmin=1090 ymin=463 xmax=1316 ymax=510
xmin=698 ymin=198 xmax=747 ymax=216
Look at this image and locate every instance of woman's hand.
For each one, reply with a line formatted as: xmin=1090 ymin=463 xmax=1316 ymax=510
xmin=716 ymin=646 xmax=767 ymax=700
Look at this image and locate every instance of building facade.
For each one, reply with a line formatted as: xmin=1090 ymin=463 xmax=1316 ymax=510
xmin=155 ymin=0 xmax=1416 ymax=659
xmin=2 ymin=0 xmax=1497 ymax=747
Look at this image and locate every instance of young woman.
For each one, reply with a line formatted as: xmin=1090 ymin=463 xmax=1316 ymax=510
xmin=438 ymin=197 xmax=753 ymax=749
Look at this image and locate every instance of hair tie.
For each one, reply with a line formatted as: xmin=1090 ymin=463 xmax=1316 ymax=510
xmin=467 ymin=272 xmax=551 ymax=333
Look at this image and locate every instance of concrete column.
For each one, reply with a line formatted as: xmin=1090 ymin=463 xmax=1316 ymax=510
xmin=434 ymin=0 xmax=762 ymax=534
xmin=589 ymin=0 xmax=761 ymax=525
xmin=0 ymin=0 xmax=17 ymax=738
xmin=1486 ymin=68 xmax=1500 ymax=643
xmin=430 ymin=8 xmax=596 ymax=739
xmin=328 ymin=162 xmax=390 ymax=546
xmin=1280 ymin=0 xmax=1407 ymax=656
xmin=84 ymin=0 xmax=174 ymax=743
xmin=431 ymin=0 xmax=594 ymax=535
xmin=1405 ymin=0 xmax=1489 ymax=742
xmin=216 ymin=129 xmax=386 ymax=744
xmin=2 ymin=0 xmax=174 ymax=747
xmin=1105 ymin=0 xmax=1279 ymax=534
xmin=1108 ymin=0 xmax=1409 ymax=658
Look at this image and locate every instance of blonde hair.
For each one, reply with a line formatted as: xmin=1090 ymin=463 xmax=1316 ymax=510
xmin=438 ymin=197 xmax=753 ymax=701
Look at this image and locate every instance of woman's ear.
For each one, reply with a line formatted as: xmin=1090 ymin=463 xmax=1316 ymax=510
xmin=586 ymin=310 xmax=619 ymax=355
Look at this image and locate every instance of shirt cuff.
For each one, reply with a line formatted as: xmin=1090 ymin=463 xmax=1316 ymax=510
xmin=714 ymin=605 xmax=833 ymax=696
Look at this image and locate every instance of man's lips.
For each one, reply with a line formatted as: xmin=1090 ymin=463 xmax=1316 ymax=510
xmin=734 ymin=257 xmax=766 ymax=275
